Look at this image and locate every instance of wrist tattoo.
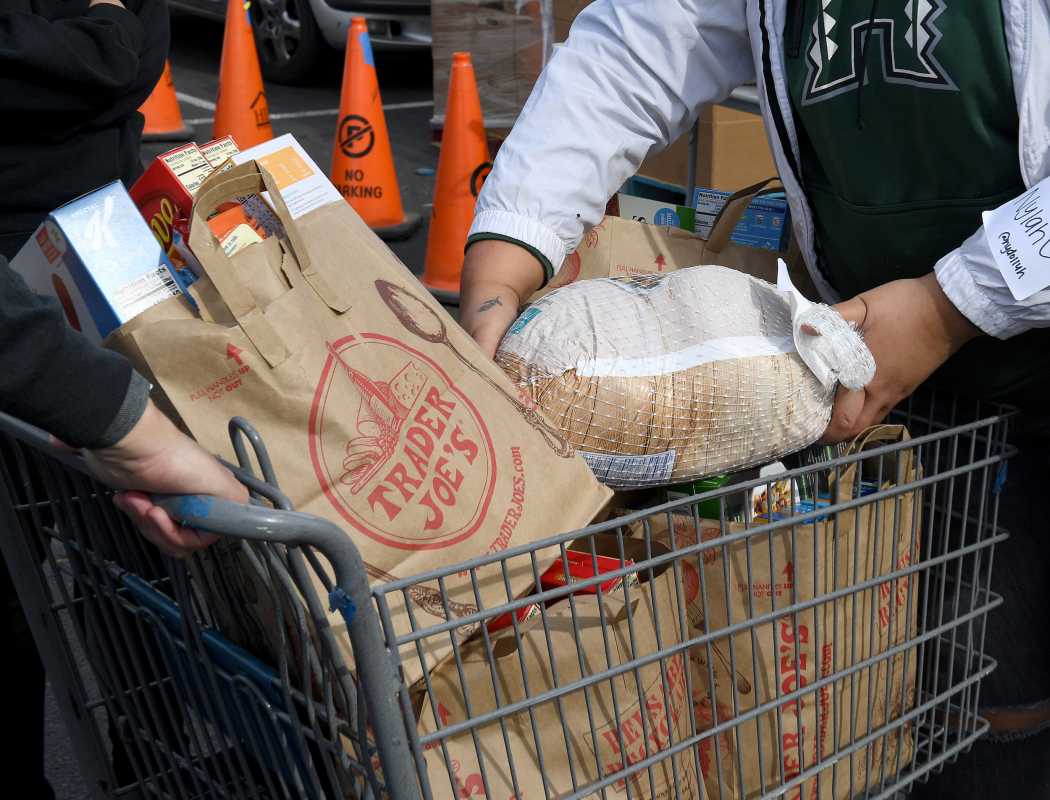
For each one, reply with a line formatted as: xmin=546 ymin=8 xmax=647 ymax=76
xmin=477 ymin=297 xmax=503 ymax=313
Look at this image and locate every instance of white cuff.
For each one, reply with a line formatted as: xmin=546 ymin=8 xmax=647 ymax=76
xmin=469 ymin=210 xmax=570 ymax=278
xmin=935 ymin=249 xmax=1027 ymax=340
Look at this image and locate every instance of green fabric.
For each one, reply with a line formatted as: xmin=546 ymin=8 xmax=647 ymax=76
xmin=784 ymin=0 xmax=1050 ymax=408
xmin=466 ymin=233 xmax=555 ymax=285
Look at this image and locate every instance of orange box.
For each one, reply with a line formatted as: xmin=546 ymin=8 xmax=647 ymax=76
xmin=130 ymin=143 xmax=213 ymax=270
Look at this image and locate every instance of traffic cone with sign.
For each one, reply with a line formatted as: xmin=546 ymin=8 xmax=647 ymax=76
xmin=422 ymin=52 xmax=492 ymax=301
xmin=330 ymin=18 xmax=421 ymax=241
xmin=140 ymin=60 xmax=193 ymax=142
xmin=213 ymin=0 xmax=273 ymax=148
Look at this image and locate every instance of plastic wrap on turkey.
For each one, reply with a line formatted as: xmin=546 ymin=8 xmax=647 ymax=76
xmin=496 ymin=266 xmax=872 ymax=489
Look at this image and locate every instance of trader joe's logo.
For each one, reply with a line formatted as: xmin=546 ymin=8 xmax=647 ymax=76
xmin=309 ymin=334 xmax=497 ymax=550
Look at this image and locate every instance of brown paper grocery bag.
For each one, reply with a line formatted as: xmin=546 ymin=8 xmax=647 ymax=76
xmin=532 ymin=179 xmax=817 ymax=302
xmin=109 ymin=160 xmax=612 ymax=684
xmin=635 ymin=426 xmax=920 ymax=800
xmin=418 ymin=537 xmax=704 ymax=800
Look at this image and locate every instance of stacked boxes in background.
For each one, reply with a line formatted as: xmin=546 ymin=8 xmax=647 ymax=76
xmin=431 ymin=0 xmax=548 ymax=131
xmin=434 ymin=0 xmax=780 ymax=193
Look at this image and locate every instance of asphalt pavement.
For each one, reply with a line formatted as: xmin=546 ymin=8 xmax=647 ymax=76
xmin=44 ymin=14 xmax=437 ymax=799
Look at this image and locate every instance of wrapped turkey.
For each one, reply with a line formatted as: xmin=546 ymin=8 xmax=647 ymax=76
xmin=496 ymin=264 xmax=875 ymax=489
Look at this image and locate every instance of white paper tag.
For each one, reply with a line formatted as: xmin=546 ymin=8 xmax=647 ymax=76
xmin=578 ymin=449 xmax=677 ymax=488
xmin=982 ymin=179 xmax=1050 ymax=301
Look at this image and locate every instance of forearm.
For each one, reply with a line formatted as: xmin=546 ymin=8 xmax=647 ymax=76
xmin=470 ymin=0 xmax=753 ymax=274
xmin=460 ymin=240 xmax=546 ymax=358
xmin=0 ymin=258 xmax=147 ymax=448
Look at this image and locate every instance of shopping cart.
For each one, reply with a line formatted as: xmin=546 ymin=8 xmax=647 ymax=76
xmin=0 ymin=387 xmax=1013 ymax=800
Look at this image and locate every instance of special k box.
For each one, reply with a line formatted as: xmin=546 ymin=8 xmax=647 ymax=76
xmin=109 ymin=150 xmax=612 ymax=685
xmin=12 ymin=181 xmax=195 ymax=344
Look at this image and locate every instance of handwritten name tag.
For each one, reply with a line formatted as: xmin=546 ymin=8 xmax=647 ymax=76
xmin=983 ymin=178 xmax=1050 ymax=301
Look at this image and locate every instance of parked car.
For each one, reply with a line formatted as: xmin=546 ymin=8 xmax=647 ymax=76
xmin=170 ymin=0 xmax=431 ymax=84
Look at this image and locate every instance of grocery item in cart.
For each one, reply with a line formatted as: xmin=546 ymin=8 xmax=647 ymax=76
xmin=498 ymin=264 xmax=875 ymax=488
xmin=417 ymin=537 xmax=703 ymax=800
xmin=11 ymin=181 xmax=196 ymax=344
xmin=634 ymin=426 xmax=920 ymax=800
xmin=107 ymin=152 xmax=611 ymax=686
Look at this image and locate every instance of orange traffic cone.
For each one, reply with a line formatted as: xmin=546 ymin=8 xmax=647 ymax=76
xmin=422 ymin=52 xmax=492 ymax=301
xmin=140 ymin=60 xmax=193 ymax=142
xmin=213 ymin=0 xmax=273 ymax=148
xmin=330 ymin=19 xmax=421 ymax=241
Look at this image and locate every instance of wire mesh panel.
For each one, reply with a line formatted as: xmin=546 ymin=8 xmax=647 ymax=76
xmin=0 ymin=422 xmax=374 ymax=800
xmin=378 ymin=388 xmax=1012 ymax=800
xmin=0 ymin=385 xmax=1012 ymax=800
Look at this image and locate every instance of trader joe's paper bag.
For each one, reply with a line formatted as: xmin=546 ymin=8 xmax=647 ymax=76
xmin=633 ymin=426 xmax=920 ymax=800
xmin=418 ymin=538 xmax=704 ymax=800
xmin=533 ymin=179 xmax=816 ymax=302
xmin=109 ymin=157 xmax=611 ymax=683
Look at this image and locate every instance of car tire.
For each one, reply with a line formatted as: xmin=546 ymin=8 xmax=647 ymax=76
xmin=251 ymin=0 xmax=328 ymax=85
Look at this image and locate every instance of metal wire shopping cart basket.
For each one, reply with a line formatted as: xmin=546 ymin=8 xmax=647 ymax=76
xmin=0 ymin=388 xmax=1013 ymax=800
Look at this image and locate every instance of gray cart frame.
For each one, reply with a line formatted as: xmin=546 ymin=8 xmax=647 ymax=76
xmin=0 ymin=387 xmax=1012 ymax=800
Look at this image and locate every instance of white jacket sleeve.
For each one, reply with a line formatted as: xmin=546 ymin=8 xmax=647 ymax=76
xmin=936 ymin=179 xmax=1050 ymax=339
xmin=469 ymin=0 xmax=754 ymax=279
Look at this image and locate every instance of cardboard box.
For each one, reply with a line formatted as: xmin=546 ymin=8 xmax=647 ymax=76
xmin=130 ymin=143 xmax=214 ymax=273
xmin=200 ymin=135 xmax=240 ymax=168
xmin=693 ymin=187 xmax=790 ymax=252
xmin=615 ymin=193 xmax=696 ymax=231
xmin=552 ymin=0 xmax=593 ymax=40
xmin=12 ymin=181 xmax=195 ymax=343
xmin=431 ymin=0 xmax=549 ymax=129
xmin=640 ymin=105 xmax=778 ymax=192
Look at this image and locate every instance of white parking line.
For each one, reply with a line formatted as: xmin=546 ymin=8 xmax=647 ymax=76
xmin=175 ymin=92 xmax=217 ymax=111
xmin=182 ymin=99 xmax=433 ymax=126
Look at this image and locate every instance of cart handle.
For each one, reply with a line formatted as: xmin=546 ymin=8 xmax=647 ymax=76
xmin=152 ymin=495 xmax=360 ymax=611
xmin=148 ymin=493 xmax=422 ymax=798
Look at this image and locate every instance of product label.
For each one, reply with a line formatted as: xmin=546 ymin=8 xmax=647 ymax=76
xmin=160 ymin=144 xmax=213 ymax=195
xmin=983 ymin=177 xmax=1050 ymax=301
xmin=220 ymin=224 xmax=264 ymax=257
xmin=507 ymin=306 xmax=542 ymax=335
xmin=113 ymin=267 xmax=182 ymax=319
xmin=233 ymin=134 xmax=342 ymax=219
xmin=200 ymin=136 xmax=240 ymax=168
xmin=579 ymin=449 xmax=677 ymax=487
xmin=309 ymin=332 xmax=498 ymax=550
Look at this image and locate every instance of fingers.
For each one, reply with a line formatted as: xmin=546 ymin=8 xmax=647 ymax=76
xmin=114 ymin=492 xmax=219 ymax=559
xmin=820 ymin=386 xmax=867 ymax=443
xmin=821 ymin=387 xmax=897 ymax=444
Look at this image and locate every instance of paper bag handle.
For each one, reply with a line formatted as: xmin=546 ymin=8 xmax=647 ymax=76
xmin=189 ymin=163 xmax=308 ymax=367
xmin=705 ymin=177 xmax=784 ymax=255
xmin=833 ymin=424 xmax=915 ymax=500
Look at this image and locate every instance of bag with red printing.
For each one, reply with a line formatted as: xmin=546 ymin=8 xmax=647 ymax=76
xmin=416 ymin=537 xmax=704 ymax=800
xmin=108 ymin=157 xmax=611 ymax=685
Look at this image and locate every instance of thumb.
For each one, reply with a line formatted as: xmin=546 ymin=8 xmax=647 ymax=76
xmin=832 ymin=294 xmax=869 ymax=329
xmin=804 ymin=295 xmax=869 ymax=337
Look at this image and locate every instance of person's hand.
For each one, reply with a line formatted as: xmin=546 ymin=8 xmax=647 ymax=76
xmin=815 ymin=273 xmax=981 ymax=442
xmin=83 ymin=401 xmax=249 ymax=558
xmin=460 ymin=239 xmax=546 ymax=358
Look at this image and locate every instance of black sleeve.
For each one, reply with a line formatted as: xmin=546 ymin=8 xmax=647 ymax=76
xmin=0 ymin=4 xmax=163 ymax=124
xmin=0 ymin=256 xmax=147 ymax=449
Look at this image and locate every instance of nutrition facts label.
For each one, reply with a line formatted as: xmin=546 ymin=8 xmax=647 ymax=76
xmin=113 ymin=267 xmax=181 ymax=321
xmin=161 ymin=144 xmax=214 ymax=196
